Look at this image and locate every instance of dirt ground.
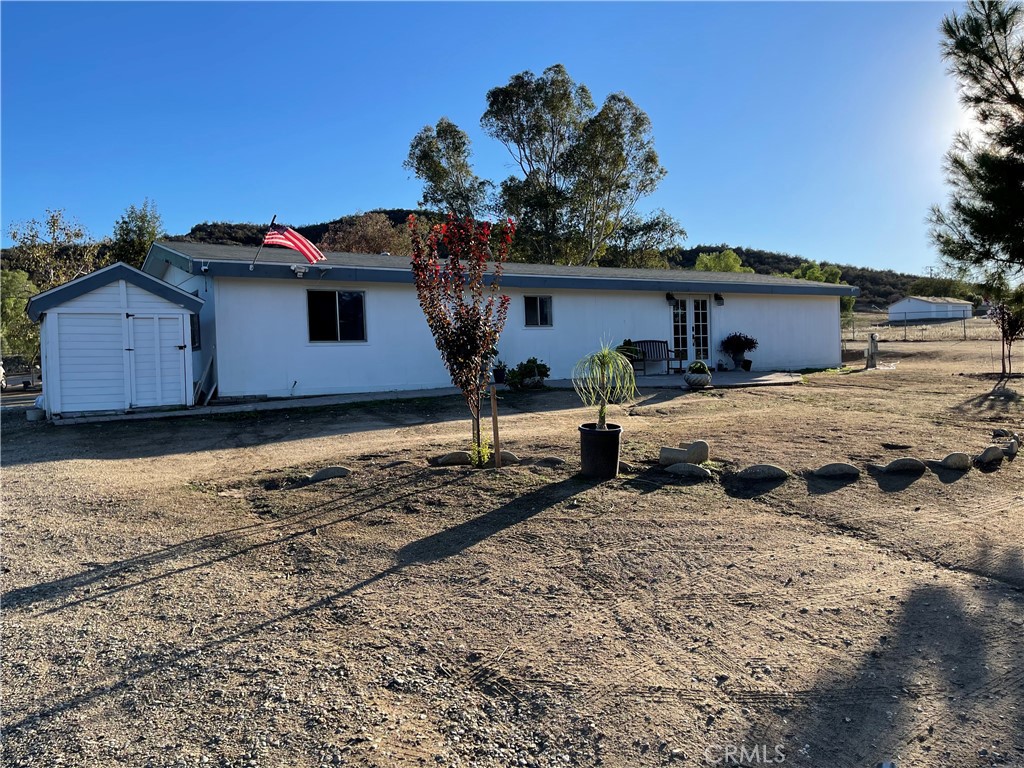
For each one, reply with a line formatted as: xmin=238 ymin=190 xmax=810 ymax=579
xmin=2 ymin=340 xmax=1022 ymax=768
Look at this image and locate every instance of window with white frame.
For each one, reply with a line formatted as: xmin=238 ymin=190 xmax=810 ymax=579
xmin=524 ymin=295 xmax=553 ymax=327
xmin=307 ymin=290 xmax=366 ymax=342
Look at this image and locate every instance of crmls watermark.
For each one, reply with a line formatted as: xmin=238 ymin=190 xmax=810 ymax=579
xmin=704 ymin=743 xmax=786 ymax=765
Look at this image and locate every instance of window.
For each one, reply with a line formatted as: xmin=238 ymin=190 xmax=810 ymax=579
xmin=525 ymin=295 xmax=553 ymax=327
xmin=307 ymin=290 xmax=366 ymax=342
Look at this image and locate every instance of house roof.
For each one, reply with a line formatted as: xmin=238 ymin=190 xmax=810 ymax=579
xmin=893 ymin=296 xmax=973 ymax=306
xmin=144 ymin=241 xmax=861 ymax=298
xmin=27 ymin=261 xmax=205 ymax=322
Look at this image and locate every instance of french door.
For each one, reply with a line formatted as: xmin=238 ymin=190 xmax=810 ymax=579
xmin=672 ymin=297 xmax=711 ymax=364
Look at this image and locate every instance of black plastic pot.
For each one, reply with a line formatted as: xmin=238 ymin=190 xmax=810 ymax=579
xmin=741 ymin=359 xmax=752 ymax=372
xmin=579 ymin=422 xmax=622 ymax=479
xmin=493 ymin=368 xmax=507 ymax=384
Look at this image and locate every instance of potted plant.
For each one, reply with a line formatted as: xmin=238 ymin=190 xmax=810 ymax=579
xmin=683 ymin=360 xmax=713 ymax=389
xmin=492 ymin=360 xmax=508 ymax=384
xmin=719 ymin=332 xmax=758 ymax=371
xmin=572 ymin=343 xmax=638 ymax=479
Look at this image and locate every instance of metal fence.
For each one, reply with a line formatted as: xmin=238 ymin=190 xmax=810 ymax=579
xmin=842 ymin=311 xmax=1001 ymax=343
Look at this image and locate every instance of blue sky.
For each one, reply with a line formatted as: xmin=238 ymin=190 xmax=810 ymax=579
xmin=1 ymin=1 xmax=967 ymax=274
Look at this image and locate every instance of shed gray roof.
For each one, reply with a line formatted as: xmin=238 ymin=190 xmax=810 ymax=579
xmin=27 ymin=261 xmax=205 ymax=322
xmin=144 ymin=241 xmax=860 ymax=298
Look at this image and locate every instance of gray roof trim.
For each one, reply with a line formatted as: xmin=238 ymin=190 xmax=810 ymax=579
xmin=148 ymin=240 xmax=861 ymax=298
xmin=27 ymin=261 xmax=205 ymax=322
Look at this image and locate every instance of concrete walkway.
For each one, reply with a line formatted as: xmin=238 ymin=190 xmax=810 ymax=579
xmin=33 ymin=369 xmax=801 ymax=426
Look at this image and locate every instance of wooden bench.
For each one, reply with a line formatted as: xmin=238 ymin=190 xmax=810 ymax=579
xmin=629 ymin=339 xmax=682 ymax=375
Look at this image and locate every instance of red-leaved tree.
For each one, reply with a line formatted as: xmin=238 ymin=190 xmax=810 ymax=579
xmin=409 ymin=214 xmax=515 ymax=458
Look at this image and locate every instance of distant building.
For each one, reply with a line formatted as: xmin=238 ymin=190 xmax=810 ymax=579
xmin=887 ymin=296 xmax=973 ymax=322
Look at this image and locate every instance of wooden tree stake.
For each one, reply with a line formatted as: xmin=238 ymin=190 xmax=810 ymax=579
xmin=490 ymin=385 xmax=502 ymax=468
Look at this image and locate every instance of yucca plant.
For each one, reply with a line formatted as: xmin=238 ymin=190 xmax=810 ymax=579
xmin=572 ymin=343 xmax=638 ymax=430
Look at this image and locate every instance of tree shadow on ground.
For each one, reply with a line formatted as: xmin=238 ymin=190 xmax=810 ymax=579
xmin=1 ymin=467 xmax=447 ymax=613
xmin=865 ymin=464 xmax=926 ymax=493
xmin=397 ymin=475 xmax=599 ymax=565
xmin=739 ymin=582 xmax=1021 ymax=767
xmin=3 ymin=474 xmax=599 ymax=736
xmin=954 ymin=381 xmax=1021 ymax=413
xmin=1 ymin=390 xmax=584 ymax=467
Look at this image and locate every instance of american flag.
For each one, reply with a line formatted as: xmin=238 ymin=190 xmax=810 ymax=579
xmin=263 ymin=224 xmax=325 ymax=264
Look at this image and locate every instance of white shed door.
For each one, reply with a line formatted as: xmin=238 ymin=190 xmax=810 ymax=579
xmin=129 ymin=315 xmax=187 ymax=407
xmin=56 ymin=313 xmax=127 ymax=413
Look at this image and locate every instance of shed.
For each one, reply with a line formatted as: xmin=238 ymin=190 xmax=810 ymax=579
xmin=27 ymin=262 xmax=204 ymax=419
xmin=888 ymin=296 xmax=973 ymax=322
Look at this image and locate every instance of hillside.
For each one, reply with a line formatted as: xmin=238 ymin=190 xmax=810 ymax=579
xmin=169 ymin=216 xmax=922 ymax=308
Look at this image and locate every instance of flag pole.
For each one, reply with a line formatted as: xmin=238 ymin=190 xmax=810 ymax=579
xmin=249 ymin=214 xmax=277 ymax=271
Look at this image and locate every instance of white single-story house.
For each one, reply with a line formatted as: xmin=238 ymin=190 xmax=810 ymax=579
xmin=888 ymin=296 xmax=973 ymax=322
xmin=123 ymin=240 xmax=860 ymax=403
xmin=26 ymin=262 xmax=205 ymax=419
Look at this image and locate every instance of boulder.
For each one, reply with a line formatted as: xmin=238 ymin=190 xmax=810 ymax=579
xmin=676 ymin=440 xmax=710 ymax=464
xmin=1004 ymin=439 xmax=1018 ymax=459
xmin=976 ymin=445 xmax=1005 ymax=466
xmin=664 ymin=462 xmax=713 ymax=480
xmin=310 ymin=466 xmax=352 ymax=482
xmin=734 ymin=464 xmax=790 ymax=482
xmin=813 ymin=462 xmax=861 ymax=478
xmin=437 ymin=451 xmax=473 ymax=466
xmin=882 ymin=457 xmax=926 ymax=474
xmin=659 ymin=447 xmax=687 ymax=466
xmin=499 ymin=451 xmax=521 ymax=465
xmin=939 ymin=452 xmax=972 ymax=471
xmin=992 ymin=428 xmax=1012 ymax=438
xmin=618 ymin=461 xmax=638 ymax=473
xmin=535 ymin=456 xmax=566 ymax=467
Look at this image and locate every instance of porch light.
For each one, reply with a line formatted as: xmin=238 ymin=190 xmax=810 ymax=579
xmin=665 ymin=292 xmax=676 ymax=303
xmin=714 ymin=293 xmax=725 ymax=305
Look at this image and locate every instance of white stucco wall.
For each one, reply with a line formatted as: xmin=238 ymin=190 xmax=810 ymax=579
xmin=210 ymin=277 xmax=843 ymax=397
xmin=712 ymin=294 xmax=841 ymax=370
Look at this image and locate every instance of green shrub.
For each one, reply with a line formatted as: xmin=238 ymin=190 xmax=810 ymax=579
xmin=505 ymin=357 xmax=551 ymax=391
xmin=686 ymin=360 xmax=711 ymax=375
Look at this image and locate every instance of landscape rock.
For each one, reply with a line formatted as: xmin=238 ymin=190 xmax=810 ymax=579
xmin=310 ymin=466 xmax=352 ymax=482
xmin=812 ymin=462 xmax=861 ymax=478
xmin=664 ymin=462 xmax=713 ymax=480
xmin=1004 ymin=439 xmax=1018 ymax=459
xmin=675 ymin=440 xmax=710 ymax=464
xmin=939 ymin=452 xmax=972 ymax=471
xmin=661 ymin=446 xmax=708 ymax=466
xmin=437 ymin=451 xmax=473 ymax=466
xmin=882 ymin=457 xmax=926 ymax=474
xmin=992 ymin=428 xmax=1012 ymax=438
xmin=734 ymin=464 xmax=790 ymax=482
xmin=535 ymin=456 xmax=566 ymax=467
xmin=976 ymin=445 xmax=1005 ymax=466
xmin=618 ymin=461 xmax=638 ymax=473
xmin=485 ymin=451 xmax=521 ymax=468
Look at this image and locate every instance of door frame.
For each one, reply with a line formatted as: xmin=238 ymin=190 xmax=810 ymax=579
xmin=671 ymin=295 xmax=712 ymax=366
xmin=127 ymin=313 xmax=191 ymax=408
